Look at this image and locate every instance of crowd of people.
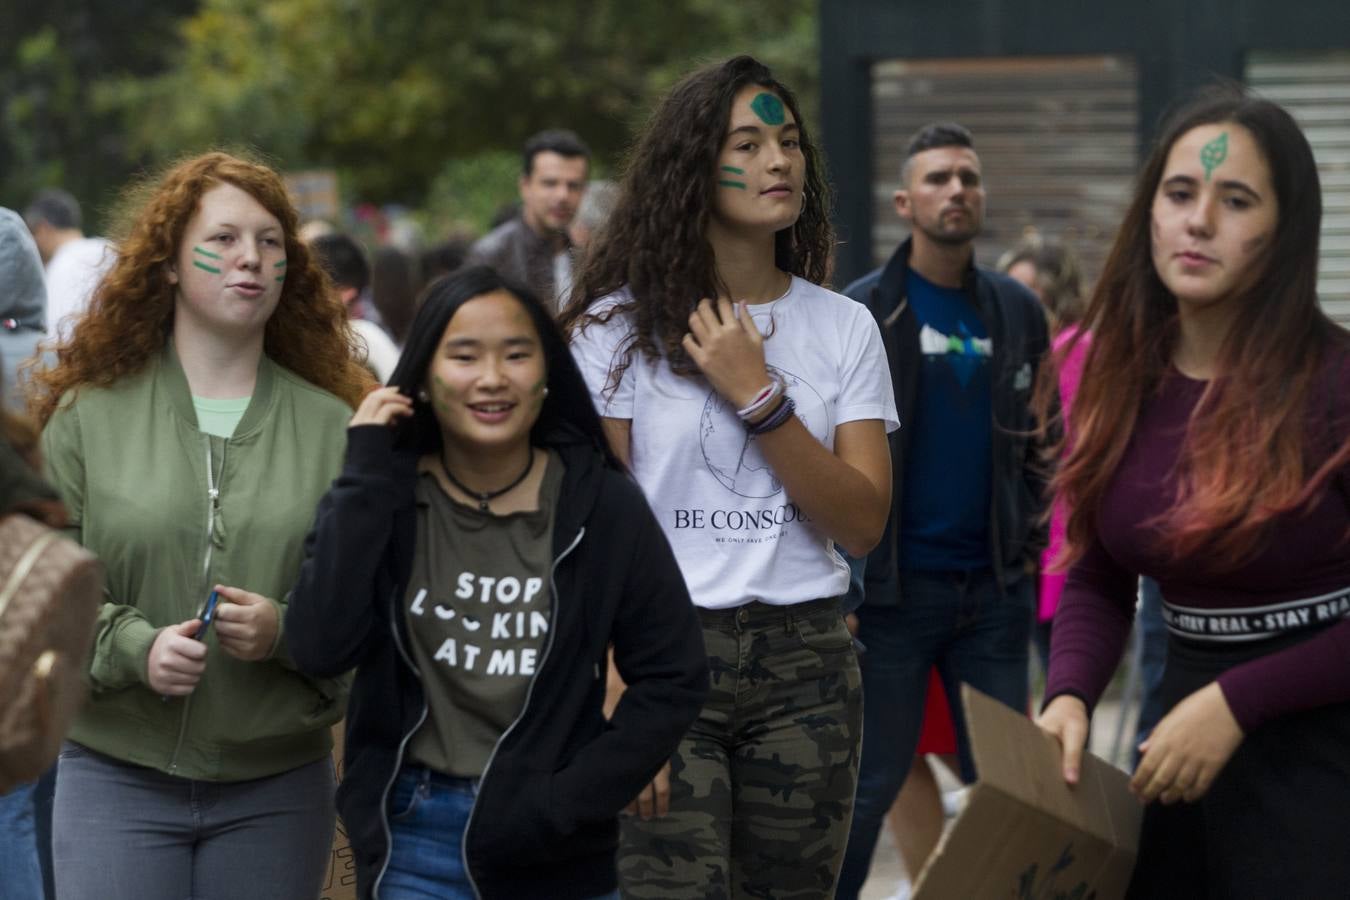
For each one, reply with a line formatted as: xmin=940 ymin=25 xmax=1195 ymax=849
xmin=0 ymin=52 xmax=1346 ymax=900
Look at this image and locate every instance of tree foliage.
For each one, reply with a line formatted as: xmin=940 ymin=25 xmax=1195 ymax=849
xmin=113 ymin=0 xmax=816 ymax=204
xmin=0 ymin=0 xmax=196 ymax=226
xmin=3 ymin=1 xmax=816 ymax=228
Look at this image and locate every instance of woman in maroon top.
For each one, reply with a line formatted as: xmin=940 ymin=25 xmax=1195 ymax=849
xmin=1037 ymin=86 xmax=1350 ymax=898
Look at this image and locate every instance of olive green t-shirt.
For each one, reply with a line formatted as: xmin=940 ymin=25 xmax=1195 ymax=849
xmin=405 ymin=450 xmax=562 ymax=777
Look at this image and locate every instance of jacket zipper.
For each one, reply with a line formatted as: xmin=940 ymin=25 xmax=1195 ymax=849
xmin=168 ymin=436 xmax=226 ymax=774
xmin=371 ymin=587 xmax=430 ymax=900
xmin=462 ymin=525 xmax=584 ymax=900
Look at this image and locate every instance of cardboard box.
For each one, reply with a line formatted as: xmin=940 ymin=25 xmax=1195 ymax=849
xmin=912 ymin=686 xmax=1143 ymax=900
xmin=320 ymin=723 xmax=358 ymax=900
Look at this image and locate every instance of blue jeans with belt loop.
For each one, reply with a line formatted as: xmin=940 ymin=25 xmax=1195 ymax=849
xmin=379 ymin=767 xmax=478 ymax=900
xmin=380 ymin=766 xmax=622 ymax=900
xmin=837 ymin=568 xmax=1034 ymax=899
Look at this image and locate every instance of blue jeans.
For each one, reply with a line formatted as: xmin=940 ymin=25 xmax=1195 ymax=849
xmin=0 ymin=781 xmax=41 ymax=900
xmin=837 ymin=568 xmax=1034 ymax=899
xmin=379 ymin=768 xmax=477 ymax=900
xmin=1132 ymin=576 xmax=1169 ymax=767
xmin=381 ymin=767 xmax=620 ymax=900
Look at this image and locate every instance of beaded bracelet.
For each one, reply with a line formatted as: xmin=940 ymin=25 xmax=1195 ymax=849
xmin=736 ymin=379 xmax=783 ymax=421
xmin=746 ymin=395 xmax=796 ymax=435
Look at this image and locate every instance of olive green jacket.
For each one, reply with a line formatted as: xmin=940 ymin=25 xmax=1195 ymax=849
xmin=42 ymin=344 xmax=351 ymax=780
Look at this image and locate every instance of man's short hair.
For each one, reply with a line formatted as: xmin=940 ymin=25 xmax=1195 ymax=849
xmin=24 ymin=188 xmax=83 ymax=231
xmin=522 ymin=129 xmax=590 ymax=177
xmin=310 ymin=233 xmax=370 ymax=293
xmin=900 ymin=122 xmax=975 ymax=184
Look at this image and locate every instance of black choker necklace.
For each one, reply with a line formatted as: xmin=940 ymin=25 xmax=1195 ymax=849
xmin=440 ymin=450 xmax=535 ymax=512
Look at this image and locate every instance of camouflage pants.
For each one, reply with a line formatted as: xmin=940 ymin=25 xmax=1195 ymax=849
xmin=619 ymin=597 xmax=862 ymax=899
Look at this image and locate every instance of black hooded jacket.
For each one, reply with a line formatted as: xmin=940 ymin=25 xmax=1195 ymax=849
xmin=844 ymin=238 xmax=1053 ymax=604
xmin=286 ymin=424 xmax=709 ymax=899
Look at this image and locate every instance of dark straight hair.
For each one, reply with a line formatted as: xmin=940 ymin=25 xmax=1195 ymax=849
xmin=388 ymin=265 xmax=621 ymax=469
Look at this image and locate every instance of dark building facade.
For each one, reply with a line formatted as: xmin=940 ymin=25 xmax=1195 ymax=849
xmin=821 ymin=0 xmax=1350 ymax=323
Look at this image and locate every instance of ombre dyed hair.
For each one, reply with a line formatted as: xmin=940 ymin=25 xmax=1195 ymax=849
xmin=1039 ymin=84 xmax=1350 ymax=570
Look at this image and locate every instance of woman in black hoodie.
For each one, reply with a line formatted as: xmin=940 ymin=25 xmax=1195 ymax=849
xmin=286 ymin=265 xmax=708 ymax=900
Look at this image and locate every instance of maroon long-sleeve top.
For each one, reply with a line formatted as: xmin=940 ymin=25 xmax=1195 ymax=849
xmin=1045 ymin=351 xmax=1350 ymax=732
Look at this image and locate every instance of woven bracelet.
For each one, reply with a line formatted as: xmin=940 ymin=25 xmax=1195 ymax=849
xmin=746 ymin=395 xmax=796 ymax=435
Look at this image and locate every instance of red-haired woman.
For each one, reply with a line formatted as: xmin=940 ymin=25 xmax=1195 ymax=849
xmin=30 ymin=151 xmax=370 ymax=900
xmin=1038 ymin=87 xmax=1350 ymax=898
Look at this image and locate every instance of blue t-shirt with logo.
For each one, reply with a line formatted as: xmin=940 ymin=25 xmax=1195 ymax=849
xmin=899 ymin=269 xmax=993 ymax=570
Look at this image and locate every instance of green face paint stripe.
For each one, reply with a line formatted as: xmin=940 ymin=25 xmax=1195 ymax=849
xmin=274 ymin=259 xmax=287 ymax=268
xmin=192 ymin=246 xmax=223 ymax=260
xmin=750 ymin=92 xmax=785 ymax=126
xmin=192 ymin=260 xmax=222 ymax=274
xmin=430 ymin=374 xmax=456 ymax=417
xmin=720 ymin=165 xmax=745 ymax=175
xmin=718 ymin=179 xmax=748 ymax=190
xmin=1200 ymin=132 xmax=1229 ymax=181
xmin=274 ymin=275 xmax=285 ymax=282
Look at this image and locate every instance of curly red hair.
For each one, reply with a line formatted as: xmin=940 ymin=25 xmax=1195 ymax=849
xmin=28 ymin=151 xmax=371 ymax=424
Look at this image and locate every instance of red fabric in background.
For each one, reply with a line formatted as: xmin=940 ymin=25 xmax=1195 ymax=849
xmin=916 ymin=667 xmax=957 ymax=755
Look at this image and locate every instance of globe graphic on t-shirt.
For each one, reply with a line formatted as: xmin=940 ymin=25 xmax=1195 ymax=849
xmin=699 ymin=365 xmax=827 ymax=498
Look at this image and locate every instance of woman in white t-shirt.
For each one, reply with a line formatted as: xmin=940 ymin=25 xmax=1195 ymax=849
xmin=565 ymin=55 xmax=898 ymax=899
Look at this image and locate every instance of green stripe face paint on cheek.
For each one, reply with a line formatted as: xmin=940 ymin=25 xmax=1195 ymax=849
xmin=720 ymin=166 xmax=745 ymax=175
xmin=192 ymin=260 xmax=222 ymax=274
xmin=750 ymin=93 xmax=786 ymax=126
xmin=274 ymin=260 xmax=286 ymax=282
xmin=430 ymin=373 xmax=456 ymax=418
xmin=1201 ymin=132 xmax=1228 ymax=181
xmin=193 ymin=246 xmax=223 ymax=260
xmin=718 ymin=179 xmax=747 ymax=190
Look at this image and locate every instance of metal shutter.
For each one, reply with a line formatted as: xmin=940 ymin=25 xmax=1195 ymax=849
xmin=869 ymin=55 xmax=1139 ymax=288
xmin=1247 ymin=51 xmax=1350 ymax=326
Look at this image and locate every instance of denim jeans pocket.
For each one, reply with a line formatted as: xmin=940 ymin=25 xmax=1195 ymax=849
xmin=795 ymin=611 xmax=854 ymax=654
xmin=388 ymin=771 xmax=426 ymax=822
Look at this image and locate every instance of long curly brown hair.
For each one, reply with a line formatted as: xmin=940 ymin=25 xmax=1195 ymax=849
xmin=28 ymin=151 xmax=370 ymax=424
xmin=559 ymin=55 xmax=834 ymax=385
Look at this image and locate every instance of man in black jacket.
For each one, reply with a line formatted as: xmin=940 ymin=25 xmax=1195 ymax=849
xmin=838 ymin=122 xmax=1052 ymax=897
xmin=467 ymin=130 xmax=590 ymax=313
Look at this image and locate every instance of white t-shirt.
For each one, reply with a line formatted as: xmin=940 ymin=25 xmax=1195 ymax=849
xmin=45 ymin=237 xmax=116 ymax=339
xmin=351 ymin=318 xmax=402 ymax=383
xmin=570 ymin=276 xmax=899 ymax=609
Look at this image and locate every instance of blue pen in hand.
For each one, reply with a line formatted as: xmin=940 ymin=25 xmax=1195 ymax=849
xmin=194 ymin=590 xmax=220 ymax=641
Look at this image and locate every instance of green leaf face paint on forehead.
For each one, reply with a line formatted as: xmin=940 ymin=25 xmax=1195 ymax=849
xmin=749 ymin=92 xmax=785 ymax=126
xmin=1200 ymin=132 xmax=1229 ymax=182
